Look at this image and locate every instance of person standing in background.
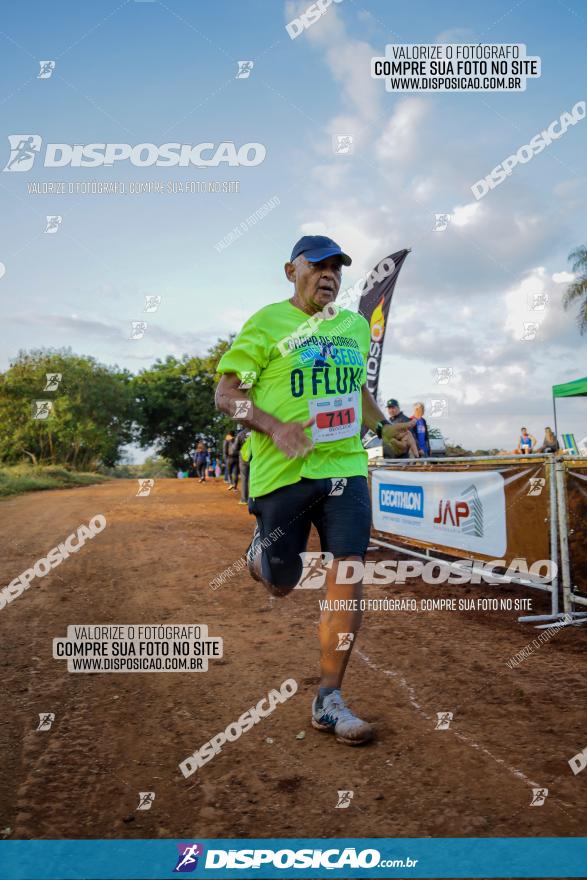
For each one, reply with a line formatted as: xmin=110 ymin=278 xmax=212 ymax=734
xmin=237 ymin=428 xmax=251 ymax=505
xmin=194 ymin=441 xmax=208 ymax=482
xmin=411 ymin=402 xmax=430 ymax=457
xmin=223 ymin=430 xmax=240 ymax=490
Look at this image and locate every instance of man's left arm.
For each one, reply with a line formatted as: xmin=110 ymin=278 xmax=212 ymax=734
xmin=361 ymin=386 xmax=414 ymax=450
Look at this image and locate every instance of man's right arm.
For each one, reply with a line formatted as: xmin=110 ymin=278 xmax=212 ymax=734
xmin=215 ymin=373 xmax=314 ymax=460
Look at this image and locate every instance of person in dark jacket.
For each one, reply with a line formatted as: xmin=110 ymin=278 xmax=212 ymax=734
xmin=194 ymin=441 xmax=208 ymax=481
xmin=385 ymin=399 xmax=418 ymax=458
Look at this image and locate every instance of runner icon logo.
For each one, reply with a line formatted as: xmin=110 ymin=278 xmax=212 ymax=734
xmin=144 ymin=295 xmax=161 ymax=312
xmin=336 ymin=632 xmax=354 ymax=651
xmin=233 ymin=399 xmax=252 ymax=418
xmin=238 ymin=371 xmax=257 ymax=389
xmin=130 ymin=321 xmax=147 ymax=339
xmin=44 ymin=373 xmax=62 ymax=391
xmin=38 ymin=61 xmax=56 ymax=79
xmin=136 ymin=792 xmax=155 ymax=810
xmin=432 ymin=367 xmax=454 ymax=385
xmin=296 ymin=552 xmax=334 ymax=589
xmin=428 ymin=398 xmax=448 ymax=418
xmin=522 ymin=322 xmax=539 ymax=341
xmin=433 ymin=213 xmax=453 ymax=232
xmin=136 ymin=479 xmax=155 ymax=497
xmin=236 ymin=61 xmax=254 ymax=79
xmin=329 ymin=478 xmax=347 ymax=496
xmin=435 ymin=712 xmax=453 ymax=730
xmin=530 ymin=788 xmax=548 ymax=806
xmin=36 ymin=713 xmax=55 ymax=731
xmin=32 ymin=400 xmax=53 ymax=420
xmin=336 ymin=790 xmax=354 ymax=808
xmin=174 ymin=843 xmax=204 ymax=873
xmin=3 ymin=134 xmax=42 ymax=172
xmin=527 ymin=478 xmax=546 ymax=496
xmin=333 ymin=135 xmax=353 ymax=155
xmin=44 ymin=215 xmax=62 ymax=234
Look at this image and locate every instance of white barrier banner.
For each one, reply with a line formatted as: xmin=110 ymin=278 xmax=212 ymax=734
xmin=372 ymin=468 xmax=507 ymax=557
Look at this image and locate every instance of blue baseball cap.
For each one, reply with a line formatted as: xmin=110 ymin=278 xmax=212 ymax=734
xmin=290 ymin=235 xmax=352 ymax=266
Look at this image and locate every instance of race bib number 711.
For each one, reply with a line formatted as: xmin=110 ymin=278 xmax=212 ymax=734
xmin=308 ymin=392 xmax=359 ymax=443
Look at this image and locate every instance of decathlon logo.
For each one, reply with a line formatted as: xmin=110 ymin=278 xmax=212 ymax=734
xmin=433 ymin=484 xmax=483 ymax=537
xmin=3 ymin=137 xmax=266 ymax=171
xmin=379 ymin=484 xmax=424 ymax=518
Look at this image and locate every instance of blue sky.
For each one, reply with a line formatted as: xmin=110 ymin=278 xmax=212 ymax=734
xmin=0 ymin=0 xmax=586 ymax=453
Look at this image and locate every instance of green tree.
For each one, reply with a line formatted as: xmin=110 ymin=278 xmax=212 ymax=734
xmin=0 ymin=349 xmax=136 ymax=468
xmin=563 ymin=245 xmax=587 ymax=334
xmin=133 ymin=339 xmax=233 ymax=468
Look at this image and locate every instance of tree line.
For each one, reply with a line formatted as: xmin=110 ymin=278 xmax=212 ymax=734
xmin=0 ymin=341 xmax=233 ymax=471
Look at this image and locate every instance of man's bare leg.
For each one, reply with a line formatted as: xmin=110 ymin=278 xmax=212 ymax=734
xmin=318 ymin=555 xmax=363 ymax=688
xmin=312 ymin=555 xmax=373 ymax=744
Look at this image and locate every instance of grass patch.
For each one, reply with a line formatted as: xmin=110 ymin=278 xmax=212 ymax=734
xmin=0 ymin=464 xmax=111 ymax=498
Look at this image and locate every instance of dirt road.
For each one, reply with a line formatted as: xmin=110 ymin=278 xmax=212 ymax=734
xmin=1 ymin=478 xmax=586 ymax=843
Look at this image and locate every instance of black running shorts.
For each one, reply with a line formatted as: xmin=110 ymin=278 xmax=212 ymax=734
xmin=248 ymin=475 xmax=372 ymax=591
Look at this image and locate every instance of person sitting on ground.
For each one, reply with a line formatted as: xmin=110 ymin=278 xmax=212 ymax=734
xmin=517 ymin=426 xmax=537 ymax=455
xmin=537 ymin=427 xmax=559 ymax=454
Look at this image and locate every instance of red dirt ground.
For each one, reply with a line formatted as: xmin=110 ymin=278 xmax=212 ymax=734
xmin=1 ymin=478 xmax=586 ymax=876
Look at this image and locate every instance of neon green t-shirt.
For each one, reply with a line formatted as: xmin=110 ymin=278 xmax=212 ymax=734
xmin=216 ymin=298 xmax=370 ymax=497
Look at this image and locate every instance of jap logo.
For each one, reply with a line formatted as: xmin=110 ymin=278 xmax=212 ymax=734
xmin=296 ymin=551 xmax=333 ymax=589
xmin=174 ymin=843 xmax=204 ymax=873
xmin=433 ymin=485 xmax=483 ymax=537
xmin=4 ymin=135 xmax=42 ymax=172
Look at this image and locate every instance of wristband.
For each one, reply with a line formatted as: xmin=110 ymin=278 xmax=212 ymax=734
xmin=376 ymin=419 xmax=391 ymax=439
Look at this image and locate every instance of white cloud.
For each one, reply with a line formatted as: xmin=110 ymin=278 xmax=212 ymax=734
xmin=452 ymin=201 xmax=482 ymax=227
xmin=553 ymin=270 xmax=574 ymax=283
xmin=374 ymin=98 xmax=429 ymax=164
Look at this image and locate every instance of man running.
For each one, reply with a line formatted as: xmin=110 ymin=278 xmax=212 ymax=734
xmin=215 ymin=235 xmax=412 ymax=746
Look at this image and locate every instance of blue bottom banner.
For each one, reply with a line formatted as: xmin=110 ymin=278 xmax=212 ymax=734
xmin=1 ymin=838 xmax=587 ymax=879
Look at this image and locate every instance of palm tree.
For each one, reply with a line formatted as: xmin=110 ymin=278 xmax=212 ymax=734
xmin=563 ymin=246 xmax=587 ymax=334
